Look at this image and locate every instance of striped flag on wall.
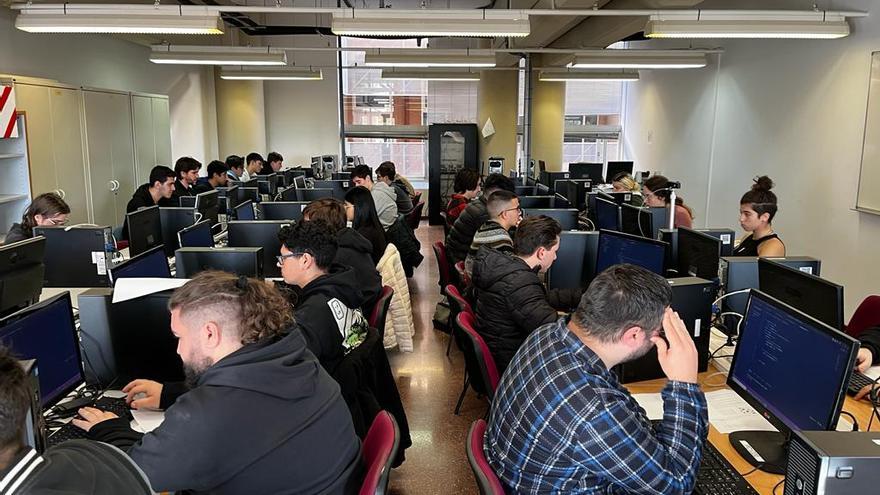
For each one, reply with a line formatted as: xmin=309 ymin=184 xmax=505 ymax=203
xmin=0 ymin=85 xmax=19 ymax=139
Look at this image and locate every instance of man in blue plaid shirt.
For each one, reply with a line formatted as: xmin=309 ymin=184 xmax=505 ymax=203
xmin=484 ymin=264 xmax=708 ymax=494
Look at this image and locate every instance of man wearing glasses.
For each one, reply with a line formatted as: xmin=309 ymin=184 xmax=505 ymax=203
xmin=464 ymin=190 xmax=521 ymax=277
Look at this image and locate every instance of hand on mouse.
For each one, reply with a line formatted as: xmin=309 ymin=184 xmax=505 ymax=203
xmin=123 ymin=379 xmax=163 ymax=410
xmin=71 ymin=407 xmax=118 ymax=432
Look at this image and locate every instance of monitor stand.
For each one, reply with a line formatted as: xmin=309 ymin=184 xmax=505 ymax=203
xmin=729 ymin=430 xmax=788 ymax=474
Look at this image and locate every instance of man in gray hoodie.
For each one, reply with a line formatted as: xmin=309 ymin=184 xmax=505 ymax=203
xmin=351 ymin=164 xmax=398 ymax=229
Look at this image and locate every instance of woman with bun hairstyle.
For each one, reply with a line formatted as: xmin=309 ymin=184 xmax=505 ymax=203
xmin=642 ymin=175 xmax=694 ymax=228
xmin=732 ymin=176 xmax=785 ymax=257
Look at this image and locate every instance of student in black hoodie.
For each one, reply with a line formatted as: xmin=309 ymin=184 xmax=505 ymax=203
xmin=71 ymin=271 xmax=362 ymax=495
xmin=122 ymin=165 xmax=176 ymax=239
xmin=277 ymin=220 xmax=371 ymax=373
xmin=0 ymin=346 xmax=152 ymax=494
xmin=303 ymin=198 xmax=382 ymax=311
xmin=171 ymin=156 xmax=202 ymax=202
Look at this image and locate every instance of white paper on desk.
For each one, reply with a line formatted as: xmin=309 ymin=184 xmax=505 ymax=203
xmin=705 ymin=390 xmax=776 ymax=434
xmin=632 ymin=393 xmax=664 ymax=420
xmin=112 ymin=278 xmax=188 ymax=303
xmin=131 ymin=409 xmax=165 ymax=433
xmin=863 ymin=365 xmax=880 ymax=381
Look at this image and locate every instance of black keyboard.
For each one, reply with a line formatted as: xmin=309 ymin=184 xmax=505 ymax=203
xmin=694 ymin=441 xmax=759 ymax=495
xmin=47 ymin=396 xmax=131 ymax=447
xmin=847 ymin=371 xmax=877 ymax=396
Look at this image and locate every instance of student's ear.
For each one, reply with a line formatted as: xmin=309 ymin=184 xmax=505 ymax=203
xmin=621 ymin=326 xmax=643 ymax=348
xmin=202 ymin=320 xmax=223 ymax=349
xmin=759 ymin=212 xmax=771 ymax=224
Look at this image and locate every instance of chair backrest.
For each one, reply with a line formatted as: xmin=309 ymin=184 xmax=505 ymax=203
xmin=846 ymin=295 xmax=880 ymax=337
xmin=360 ymin=410 xmax=400 ymax=495
xmin=368 ymin=285 xmax=395 ymax=334
xmin=454 ymin=261 xmax=471 ymax=291
xmin=405 ymin=201 xmax=425 ymax=230
xmin=433 ymin=241 xmax=451 ymax=290
xmin=445 ymin=284 xmax=474 ymax=319
xmin=466 ymin=419 xmax=506 ymax=495
xmin=456 ymin=312 xmax=501 ymax=398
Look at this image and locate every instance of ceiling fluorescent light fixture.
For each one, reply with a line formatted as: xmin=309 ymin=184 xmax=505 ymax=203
xmin=568 ymin=50 xmax=707 ymax=69
xmin=380 ymin=70 xmax=480 ymax=81
xmin=331 ymin=10 xmax=529 ymax=37
xmin=539 ymin=70 xmax=639 ymax=82
xmin=150 ymin=46 xmax=287 ymax=66
xmin=15 ymin=5 xmax=223 ymax=34
xmin=220 ymin=67 xmax=323 ymax=80
xmin=644 ymin=11 xmax=850 ymax=39
xmin=365 ymin=49 xmax=495 ymax=68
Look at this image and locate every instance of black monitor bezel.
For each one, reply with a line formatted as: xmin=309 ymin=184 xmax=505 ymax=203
xmin=234 ymin=199 xmax=256 ymax=220
xmin=177 ymin=220 xmax=214 ymax=249
xmin=620 ymin=203 xmax=653 ymax=239
xmin=594 ymin=197 xmax=622 ymax=231
xmin=126 ymin=205 xmax=162 ymax=256
xmin=677 ymin=227 xmax=722 ymax=280
xmin=757 ymin=258 xmax=844 ymax=330
xmin=110 ymin=244 xmax=170 ymax=284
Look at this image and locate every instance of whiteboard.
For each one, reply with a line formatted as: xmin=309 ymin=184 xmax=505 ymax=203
xmin=857 ymin=52 xmax=880 ymax=214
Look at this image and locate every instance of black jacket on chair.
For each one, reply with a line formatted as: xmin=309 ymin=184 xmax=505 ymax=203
xmin=385 ymin=216 xmax=423 ymax=277
xmin=445 ymin=196 xmax=488 ymax=265
xmin=471 ymin=246 xmax=583 ymax=375
xmin=336 ymin=227 xmax=383 ymax=312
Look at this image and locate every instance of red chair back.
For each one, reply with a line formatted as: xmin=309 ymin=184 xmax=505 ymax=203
xmin=466 ymin=420 xmax=506 ymax=495
xmin=846 ymin=295 xmax=880 ymax=337
xmin=454 ymin=261 xmax=471 ymax=291
xmin=445 ymin=284 xmax=474 ymax=319
xmin=405 ymin=201 xmax=425 ymax=230
xmin=360 ymin=410 xmax=400 ymax=495
xmin=368 ymin=285 xmax=394 ymax=333
xmin=456 ymin=312 xmax=501 ymax=397
xmin=433 ymin=241 xmax=451 ymax=291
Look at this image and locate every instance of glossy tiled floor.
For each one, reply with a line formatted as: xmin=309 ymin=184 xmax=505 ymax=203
xmin=386 ymin=223 xmax=483 ymax=495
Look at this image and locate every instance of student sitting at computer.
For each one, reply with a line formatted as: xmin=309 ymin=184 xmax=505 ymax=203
xmin=344 ymin=186 xmax=388 ymax=264
xmin=259 ymin=151 xmax=283 ymax=175
xmin=376 ymin=162 xmax=414 ymax=214
xmin=446 ymin=173 xmax=516 ymax=265
xmin=71 ymin=271 xmax=361 ymax=494
xmin=242 ymin=152 xmax=264 ymax=182
xmin=277 ymin=220 xmax=371 ymax=373
xmin=5 ymin=192 xmax=70 ymax=244
xmin=849 ymin=325 xmax=880 ymax=401
xmin=611 ymin=172 xmax=645 ymax=207
xmin=303 ymin=198 xmax=382 ymax=311
xmin=732 ymin=176 xmax=785 ymax=257
xmin=195 ymin=160 xmax=229 ymax=193
xmin=643 ymin=175 xmax=694 ymax=229
xmin=0 ymin=346 xmax=153 ymax=494
xmin=471 ymin=215 xmax=581 ymax=374
xmin=225 ymin=154 xmax=244 ymax=181
xmin=351 ymin=165 xmax=399 ymax=230
xmin=172 ymin=157 xmax=202 ymax=201
xmin=123 ymin=165 xmax=176 ymax=239
xmin=485 ymin=264 xmax=708 ymax=494
xmin=445 ymin=168 xmax=481 ymax=229
xmin=465 ymin=191 xmax=520 ymax=277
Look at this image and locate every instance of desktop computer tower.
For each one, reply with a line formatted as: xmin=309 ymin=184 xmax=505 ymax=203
xmin=19 ymin=359 xmax=47 ymax=453
xmin=785 ymin=430 xmax=880 ymax=495
xmin=615 ymin=277 xmax=715 ymax=383
xmin=34 ymin=226 xmax=114 ymax=287
xmin=78 ymin=288 xmax=117 ymax=387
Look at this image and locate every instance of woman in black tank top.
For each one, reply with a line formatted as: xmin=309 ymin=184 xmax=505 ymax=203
xmin=732 ymin=176 xmax=785 ymax=257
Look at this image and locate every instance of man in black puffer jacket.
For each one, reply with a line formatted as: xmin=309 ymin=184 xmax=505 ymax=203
xmin=446 ymin=173 xmax=515 ymax=265
xmin=472 ymin=215 xmax=583 ymax=375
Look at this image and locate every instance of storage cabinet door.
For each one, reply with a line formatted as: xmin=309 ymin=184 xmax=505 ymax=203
xmin=132 ymin=95 xmax=155 ymax=184
xmin=49 ymin=87 xmax=90 ymax=225
xmin=84 ymin=91 xmax=135 ymax=227
xmin=151 ymin=97 xmax=172 ymax=166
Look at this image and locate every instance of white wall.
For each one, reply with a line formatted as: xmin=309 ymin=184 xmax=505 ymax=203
xmin=623 ymin=0 xmax=880 ymax=316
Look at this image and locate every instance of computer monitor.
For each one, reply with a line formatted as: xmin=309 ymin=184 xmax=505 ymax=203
xmin=234 ymin=200 xmax=256 ymax=221
xmin=594 ymin=197 xmax=622 ymax=231
xmin=518 ymin=196 xmax=555 ymax=209
xmin=599 ymin=191 xmax=636 ymax=205
xmin=159 ymin=207 xmax=196 ymax=257
xmin=605 ymin=161 xmax=634 ymax=184
xmin=312 ymin=180 xmax=350 ymax=199
xmin=568 ymin=163 xmax=604 ymax=183
xmin=240 ymin=187 xmax=260 ymax=204
xmin=221 ymin=185 xmax=242 ymax=212
xmin=178 ymin=196 xmax=196 ymax=208
xmin=620 ymin=204 xmax=654 ymax=239
xmin=110 ymin=245 xmax=171 ymax=283
xmin=255 ymin=174 xmax=281 ymax=197
xmin=515 ymin=186 xmax=536 ymax=196
xmin=227 ymin=220 xmax=291 ymax=278
xmin=297 ymin=188 xmax=336 ymax=202
xmin=727 ymin=290 xmax=857 ymax=473
xmin=539 ymin=171 xmax=570 ymax=192
xmin=677 ymin=227 xmax=722 ymax=280
xmin=0 ymin=237 xmax=45 ymax=315
xmin=108 ymin=289 xmax=183 ymax=383
xmin=177 ymin=220 xmax=214 ymax=249
xmin=195 ymin=190 xmax=220 ymax=232
xmin=126 ymin=206 xmax=162 ymax=256
xmin=175 ymin=247 xmax=264 ymax=279
xmin=758 ymin=258 xmax=844 ymax=330
xmin=34 ymin=226 xmax=113 ymax=288
xmin=232 ymin=178 xmax=258 ymax=189
xmin=546 ymin=231 xmax=599 ymax=290
xmin=0 ymin=292 xmax=82 ymax=408
xmin=260 ymin=201 xmax=309 ymax=221
xmin=555 ymin=179 xmax=592 ymax=211
xmin=595 ymin=229 xmax=666 ymax=275
xmin=522 ymin=208 xmax=579 ymax=231
xmin=294 ymin=176 xmax=307 ymax=189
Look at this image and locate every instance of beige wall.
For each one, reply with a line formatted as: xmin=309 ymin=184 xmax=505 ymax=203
xmin=529 ymin=72 xmax=565 ymax=171
xmin=477 ymin=70 xmax=519 ymax=174
xmin=214 ymin=71 xmax=267 ymax=159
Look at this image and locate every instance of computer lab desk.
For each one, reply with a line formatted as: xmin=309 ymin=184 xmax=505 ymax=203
xmin=624 ymin=365 xmax=877 ymax=494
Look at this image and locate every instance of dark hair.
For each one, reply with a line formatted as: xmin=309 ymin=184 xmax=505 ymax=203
xmin=149 ymin=165 xmax=176 ymax=188
xmin=483 ymin=173 xmax=515 ymax=194
xmin=453 ymin=168 xmax=480 ymax=194
xmin=225 ymin=155 xmax=244 ymax=170
xmin=0 ymin=346 xmax=32 ymax=451
xmin=246 ymin=152 xmax=264 ymax=165
xmin=267 ymin=152 xmax=283 ymax=164
xmin=487 ymin=190 xmax=518 ymax=218
xmin=277 ymin=219 xmax=338 ymax=270
xmin=514 ymin=215 xmax=562 ymax=256
xmin=345 ymin=186 xmax=384 ymax=232
xmin=302 ymin=198 xmax=346 ymax=231
xmin=643 ymin=175 xmax=694 ymax=220
xmin=376 ymin=161 xmax=396 ymax=180
xmin=351 ymin=165 xmax=373 ymax=181
xmin=573 ymin=264 xmax=672 ymax=343
xmin=20 ymin=193 xmax=70 ymax=236
xmin=740 ymin=175 xmax=778 ymax=222
xmin=207 ymin=160 xmax=229 ymax=179
xmin=174 ymin=157 xmax=202 ymax=179
xmin=169 ymin=271 xmax=292 ymax=345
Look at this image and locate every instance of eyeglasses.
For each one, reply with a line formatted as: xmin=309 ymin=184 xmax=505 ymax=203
xmin=47 ymin=217 xmax=69 ymax=226
xmin=502 ymin=206 xmax=523 ymax=217
xmin=276 ymin=250 xmax=312 ymax=266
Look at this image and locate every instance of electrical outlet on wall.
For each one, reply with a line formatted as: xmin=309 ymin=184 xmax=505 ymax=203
xmin=647 ymin=130 xmax=654 ymax=145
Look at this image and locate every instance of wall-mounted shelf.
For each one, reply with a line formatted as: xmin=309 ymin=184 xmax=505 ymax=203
xmin=0 ymin=113 xmax=33 ymax=238
xmin=0 ymin=153 xmax=25 ymax=160
xmin=0 ymin=194 xmax=29 ymax=205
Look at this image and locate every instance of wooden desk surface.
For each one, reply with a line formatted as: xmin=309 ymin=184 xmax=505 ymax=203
xmin=624 ymin=367 xmax=876 ymax=494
